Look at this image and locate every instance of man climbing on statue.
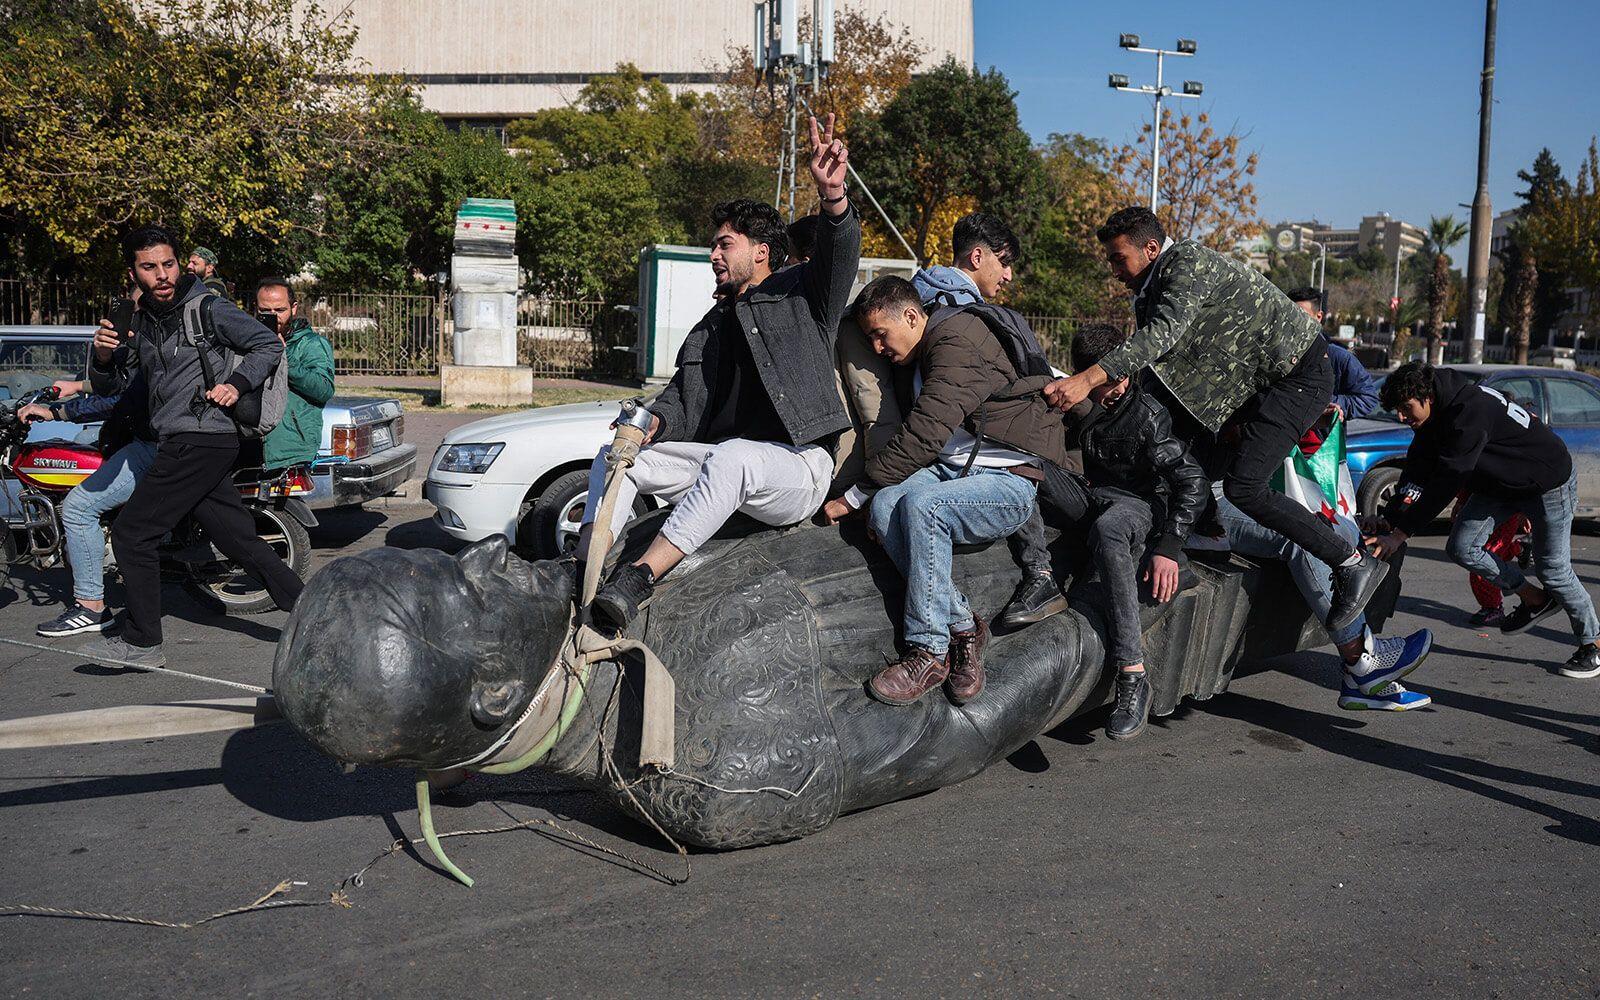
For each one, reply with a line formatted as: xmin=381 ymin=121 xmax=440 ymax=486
xmin=579 ymin=114 xmax=860 ymax=630
xmin=1042 ymin=206 xmax=1388 ymax=635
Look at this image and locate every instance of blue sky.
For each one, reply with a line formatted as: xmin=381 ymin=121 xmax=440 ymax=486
xmin=975 ymin=0 xmax=1598 ymax=253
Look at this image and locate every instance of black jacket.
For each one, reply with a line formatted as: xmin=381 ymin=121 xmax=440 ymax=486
xmin=1073 ymin=381 xmax=1207 ymax=560
xmin=1384 ymin=366 xmax=1573 ymax=535
xmin=89 ymin=276 xmax=283 ymax=441
xmin=652 ymin=206 xmax=861 ymax=447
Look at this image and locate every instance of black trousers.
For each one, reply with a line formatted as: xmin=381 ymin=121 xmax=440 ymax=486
xmin=1086 ymin=487 xmax=1155 ymax=667
xmin=1218 ymin=341 xmax=1354 ymax=568
xmin=1007 ymin=506 xmax=1053 ymax=576
xmin=111 ymin=437 xmax=303 ymax=647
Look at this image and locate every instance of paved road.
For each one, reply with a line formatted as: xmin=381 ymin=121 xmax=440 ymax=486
xmin=0 ymin=513 xmax=1596 ymax=998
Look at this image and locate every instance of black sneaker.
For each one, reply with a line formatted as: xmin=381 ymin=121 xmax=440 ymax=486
xmin=1500 ymin=596 xmax=1562 ymax=635
xmin=998 ymin=572 xmax=1069 ymax=628
xmin=36 ymin=603 xmax=113 ymax=637
xmin=1328 ymin=551 xmax=1389 ymax=634
xmin=1559 ymin=643 xmax=1600 ymax=679
xmin=590 ymin=562 xmax=655 ymax=631
xmin=1106 ymin=670 xmax=1152 ymax=741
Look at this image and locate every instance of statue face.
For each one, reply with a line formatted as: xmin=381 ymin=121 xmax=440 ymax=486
xmin=273 ymin=537 xmax=573 ymax=769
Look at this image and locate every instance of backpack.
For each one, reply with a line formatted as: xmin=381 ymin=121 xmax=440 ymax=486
xmin=924 ymin=294 xmax=1053 ymax=381
xmin=923 ymin=296 xmax=1093 ymax=522
xmin=179 ymin=294 xmax=289 ymax=439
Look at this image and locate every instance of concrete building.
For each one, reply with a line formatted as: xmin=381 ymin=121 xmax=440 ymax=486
xmin=1270 ymin=213 xmax=1425 ymax=265
xmin=1490 ymin=207 xmax=1521 ymax=256
xmin=344 ymin=0 xmax=974 ymax=134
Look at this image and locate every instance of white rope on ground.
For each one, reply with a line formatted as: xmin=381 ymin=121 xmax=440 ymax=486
xmin=0 ymin=635 xmax=268 ymax=695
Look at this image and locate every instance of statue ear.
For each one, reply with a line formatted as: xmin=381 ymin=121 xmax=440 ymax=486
xmin=457 ymin=535 xmax=510 ymax=579
xmin=470 ymin=678 xmax=527 ymax=726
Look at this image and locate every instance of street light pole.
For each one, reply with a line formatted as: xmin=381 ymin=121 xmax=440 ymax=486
xmin=1108 ymin=35 xmax=1201 ymax=214
xmin=1464 ymin=0 xmax=1497 ymax=364
xmin=1150 ymin=50 xmax=1163 ymax=211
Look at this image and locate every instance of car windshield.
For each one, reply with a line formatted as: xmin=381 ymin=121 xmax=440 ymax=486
xmin=1366 ymin=367 xmax=1488 ymax=422
xmin=0 ymin=337 xmax=91 ymax=401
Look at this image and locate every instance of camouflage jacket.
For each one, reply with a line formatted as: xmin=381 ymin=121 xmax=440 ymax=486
xmin=1095 ymin=239 xmax=1321 ymax=432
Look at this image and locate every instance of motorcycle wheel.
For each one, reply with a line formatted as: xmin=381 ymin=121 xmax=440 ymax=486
xmin=181 ymin=505 xmax=310 ymax=616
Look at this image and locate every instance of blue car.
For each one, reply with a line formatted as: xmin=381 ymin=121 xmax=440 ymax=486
xmin=1347 ymin=364 xmax=1600 ymax=519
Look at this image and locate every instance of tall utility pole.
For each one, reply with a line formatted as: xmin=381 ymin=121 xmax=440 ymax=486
xmin=1108 ymin=35 xmax=1203 ymax=212
xmin=755 ymin=0 xmax=916 ymax=261
xmin=1464 ymin=0 xmax=1498 ymax=364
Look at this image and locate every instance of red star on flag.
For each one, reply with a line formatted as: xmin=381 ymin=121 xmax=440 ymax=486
xmin=1338 ymin=494 xmax=1350 ymax=515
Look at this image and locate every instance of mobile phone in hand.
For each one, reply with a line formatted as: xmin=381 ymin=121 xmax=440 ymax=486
xmin=109 ymin=297 xmax=135 ymax=343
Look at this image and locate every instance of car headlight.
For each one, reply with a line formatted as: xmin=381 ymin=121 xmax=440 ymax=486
xmin=437 ymin=442 xmax=504 ymax=474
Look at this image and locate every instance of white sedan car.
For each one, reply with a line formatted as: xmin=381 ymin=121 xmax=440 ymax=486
xmin=424 ymin=395 xmax=656 ymax=557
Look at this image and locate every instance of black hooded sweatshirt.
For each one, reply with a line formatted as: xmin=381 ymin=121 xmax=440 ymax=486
xmin=1384 ymin=366 xmax=1572 ymax=535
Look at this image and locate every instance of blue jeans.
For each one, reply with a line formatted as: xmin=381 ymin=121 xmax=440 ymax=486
xmin=1218 ymin=492 xmax=1367 ymax=646
xmin=60 ymin=439 xmax=157 ymax=603
xmin=869 ymin=464 xmax=1038 ymax=654
xmin=1448 ymin=470 xmax=1600 ymax=645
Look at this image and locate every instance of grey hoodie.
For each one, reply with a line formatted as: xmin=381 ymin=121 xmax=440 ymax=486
xmin=89 ymin=275 xmax=283 ymax=441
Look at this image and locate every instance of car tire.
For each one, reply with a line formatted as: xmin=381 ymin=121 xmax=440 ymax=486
xmin=518 ymin=469 xmax=650 ymax=561
xmin=1356 ymin=465 xmax=1401 ymax=520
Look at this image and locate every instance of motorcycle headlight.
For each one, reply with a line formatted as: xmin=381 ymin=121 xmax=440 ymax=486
xmin=437 ymin=442 xmax=504 ymax=474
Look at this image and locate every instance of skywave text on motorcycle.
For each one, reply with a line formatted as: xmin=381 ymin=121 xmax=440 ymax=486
xmin=0 ymin=386 xmax=316 ymax=614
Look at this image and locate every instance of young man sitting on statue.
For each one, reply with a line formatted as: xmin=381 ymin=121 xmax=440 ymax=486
xmin=580 ymin=115 xmax=860 ymax=631
xmin=1066 ymin=324 xmax=1206 ymax=741
xmin=819 ymin=275 xmax=1070 ymax=707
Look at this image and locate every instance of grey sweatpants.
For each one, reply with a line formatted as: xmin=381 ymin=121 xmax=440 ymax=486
xmin=580 ymin=438 xmax=833 ymax=556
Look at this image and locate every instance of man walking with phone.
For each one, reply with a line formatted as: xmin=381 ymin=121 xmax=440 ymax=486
xmin=80 ymin=225 xmax=303 ymax=666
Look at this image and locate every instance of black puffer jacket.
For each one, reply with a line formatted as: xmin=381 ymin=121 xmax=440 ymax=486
xmin=1074 ymin=380 xmax=1206 ymax=559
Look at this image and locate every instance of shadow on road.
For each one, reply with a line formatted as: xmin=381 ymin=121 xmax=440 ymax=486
xmin=1196 ymin=691 xmax=1600 ymax=845
xmin=384 ymin=514 xmax=464 ymax=554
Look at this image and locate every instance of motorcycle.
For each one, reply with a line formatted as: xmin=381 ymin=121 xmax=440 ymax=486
xmin=0 ymin=386 xmax=316 ymax=615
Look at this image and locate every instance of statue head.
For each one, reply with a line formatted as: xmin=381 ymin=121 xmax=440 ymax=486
xmin=272 ymin=536 xmax=573 ymax=769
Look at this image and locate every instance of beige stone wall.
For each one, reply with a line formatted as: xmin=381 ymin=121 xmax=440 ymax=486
xmin=344 ymin=0 xmax=973 ymax=117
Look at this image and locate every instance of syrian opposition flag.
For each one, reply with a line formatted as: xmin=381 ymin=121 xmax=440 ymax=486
xmin=1271 ymin=411 xmax=1356 ymax=525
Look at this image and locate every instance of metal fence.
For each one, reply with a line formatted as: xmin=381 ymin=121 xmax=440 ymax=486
xmin=2 ymin=277 xmax=1111 ymax=381
xmin=516 ymin=297 xmax=637 ymax=379
xmin=1024 ymin=314 xmax=1135 ymax=372
xmin=307 ymin=291 xmax=445 ymax=377
xmin=0 ymin=279 xmax=106 ymax=327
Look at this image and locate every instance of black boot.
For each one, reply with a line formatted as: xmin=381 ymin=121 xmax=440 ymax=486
xmin=590 ymin=562 xmax=655 ymax=631
xmin=998 ymin=572 xmax=1070 ymax=628
xmin=1328 ymin=551 xmax=1389 ymax=634
xmin=1106 ymin=670 xmax=1152 ymax=741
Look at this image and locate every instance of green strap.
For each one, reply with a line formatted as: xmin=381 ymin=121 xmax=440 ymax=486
xmin=415 ymin=775 xmax=475 ymax=888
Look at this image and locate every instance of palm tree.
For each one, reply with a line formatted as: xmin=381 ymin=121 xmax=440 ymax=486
xmin=1423 ymin=215 xmax=1470 ymax=364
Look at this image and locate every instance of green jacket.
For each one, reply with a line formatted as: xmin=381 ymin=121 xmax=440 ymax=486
xmin=1096 ymin=239 xmax=1321 ymax=433
xmin=263 ymin=318 xmax=335 ymax=470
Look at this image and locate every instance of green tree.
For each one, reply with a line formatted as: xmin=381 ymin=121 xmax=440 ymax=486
xmin=1497 ymin=237 xmax=1538 ymax=364
xmin=508 ymin=65 xmax=698 ymax=173
xmin=0 ymin=0 xmax=372 ymax=284
xmin=850 ymin=59 xmax=1047 ymax=264
xmin=1017 ymin=133 xmax=1131 ymax=317
xmin=312 ymin=98 xmax=537 ymax=289
xmin=1422 ymin=215 xmax=1469 ymax=363
xmin=1521 ymin=139 xmax=1600 ymax=335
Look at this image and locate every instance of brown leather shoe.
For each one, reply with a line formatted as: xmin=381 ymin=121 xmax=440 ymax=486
xmin=869 ymin=646 xmax=950 ymax=706
xmin=946 ymin=615 xmax=989 ymax=704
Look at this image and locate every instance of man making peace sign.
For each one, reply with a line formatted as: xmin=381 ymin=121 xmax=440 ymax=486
xmin=581 ymin=115 xmax=862 ymax=630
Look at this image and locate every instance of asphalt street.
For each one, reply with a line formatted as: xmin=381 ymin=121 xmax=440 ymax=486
xmin=0 ymin=508 xmax=1596 ymax=998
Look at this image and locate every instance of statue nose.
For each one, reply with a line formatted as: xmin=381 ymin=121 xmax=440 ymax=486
xmin=470 ymin=680 xmax=527 ymax=726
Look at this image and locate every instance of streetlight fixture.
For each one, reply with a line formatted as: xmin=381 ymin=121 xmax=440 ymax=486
xmin=1108 ymin=35 xmax=1203 ymax=212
